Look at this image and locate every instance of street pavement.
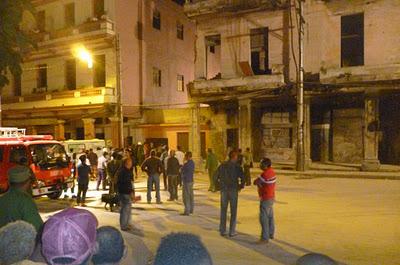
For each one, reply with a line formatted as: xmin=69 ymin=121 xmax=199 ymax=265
xmin=35 ymin=171 xmax=400 ymax=265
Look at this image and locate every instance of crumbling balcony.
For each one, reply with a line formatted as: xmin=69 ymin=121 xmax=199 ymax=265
xmin=189 ymin=74 xmax=284 ymax=98
xmin=184 ymin=0 xmax=287 ymax=17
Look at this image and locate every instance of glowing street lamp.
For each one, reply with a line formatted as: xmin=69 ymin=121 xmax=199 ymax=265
xmin=73 ymin=45 xmax=93 ymax=69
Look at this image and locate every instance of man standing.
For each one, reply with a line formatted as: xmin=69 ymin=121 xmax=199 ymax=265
xmin=214 ymin=150 xmax=245 ymax=237
xmin=0 ymin=165 xmax=43 ymax=231
xmin=117 ymin=159 xmax=136 ymax=231
xmin=254 ymin=158 xmax=276 ymax=243
xmin=141 ymin=151 xmax=163 ymax=204
xmin=175 ymin=146 xmax=185 ymax=186
xmin=205 ymin=148 xmax=219 ymax=192
xmin=181 ymin=152 xmax=195 ymax=216
xmin=77 ymin=155 xmax=91 ymax=207
xmin=107 ymin=151 xmax=122 ymax=194
xmin=160 ymin=146 xmax=169 ymax=191
xmin=243 ymin=147 xmax=253 ymax=186
xmin=88 ymin=148 xmax=98 ymax=181
xmin=97 ymin=152 xmax=108 ymax=191
xmin=166 ymin=150 xmax=180 ymax=201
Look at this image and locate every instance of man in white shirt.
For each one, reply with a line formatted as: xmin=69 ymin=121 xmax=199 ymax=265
xmin=97 ymin=152 xmax=108 ymax=191
xmin=175 ymin=146 xmax=185 ymax=166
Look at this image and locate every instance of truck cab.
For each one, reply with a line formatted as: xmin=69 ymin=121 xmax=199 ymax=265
xmin=0 ymin=128 xmax=73 ymax=199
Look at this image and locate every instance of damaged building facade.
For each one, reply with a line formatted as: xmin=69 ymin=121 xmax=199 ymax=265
xmin=185 ymin=0 xmax=400 ymax=170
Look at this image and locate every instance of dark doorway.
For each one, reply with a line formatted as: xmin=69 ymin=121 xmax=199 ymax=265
xmin=66 ymin=59 xmax=76 ymax=90
xmin=177 ymin=132 xmax=189 ymax=152
xmin=76 ymin=127 xmax=84 ymax=140
xmin=379 ymin=95 xmax=400 ymax=165
xmin=226 ymin=129 xmax=239 ymax=149
xmin=311 ymin=129 xmax=322 ymax=161
xmin=93 ymin=54 xmax=106 ymax=87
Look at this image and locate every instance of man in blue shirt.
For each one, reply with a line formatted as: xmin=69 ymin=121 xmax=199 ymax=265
xmin=214 ymin=150 xmax=245 ymax=237
xmin=181 ymin=152 xmax=195 ymax=216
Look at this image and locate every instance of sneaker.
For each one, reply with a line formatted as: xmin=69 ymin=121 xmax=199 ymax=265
xmin=229 ymin=232 xmax=238 ymax=237
xmin=156 ymin=201 xmax=163 ymax=205
xmin=220 ymin=232 xmax=227 ymax=237
xmin=269 ymin=235 xmax=274 ymax=240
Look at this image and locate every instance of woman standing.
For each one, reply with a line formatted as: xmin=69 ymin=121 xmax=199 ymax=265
xmin=117 ymin=158 xmax=135 ymax=231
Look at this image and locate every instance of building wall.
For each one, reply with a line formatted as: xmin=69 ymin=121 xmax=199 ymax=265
xmin=141 ymin=0 xmax=195 ymax=107
xmin=305 ymin=0 xmax=400 ymax=73
xmin=332 ymin=109 xmax=363 ymax=163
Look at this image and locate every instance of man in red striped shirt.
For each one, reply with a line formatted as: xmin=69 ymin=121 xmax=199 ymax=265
xmin=254 ymin=157 xmax=276 ymax=243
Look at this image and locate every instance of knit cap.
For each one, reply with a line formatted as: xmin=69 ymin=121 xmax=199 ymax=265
xmin=42 ymin=208 xmax=98 ymax=265
xmin=0 ymin=221 xmax=37 ymax=265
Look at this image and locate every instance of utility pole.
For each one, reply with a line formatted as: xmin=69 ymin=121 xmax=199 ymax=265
xmin=296 ymin=0 xmax=305 ymax=171
xmin=115 ymin=34 xmax=124 ymax=148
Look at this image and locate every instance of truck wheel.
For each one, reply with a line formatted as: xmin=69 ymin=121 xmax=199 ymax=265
xmin=47 ymin=190 xmax=62 ymax=200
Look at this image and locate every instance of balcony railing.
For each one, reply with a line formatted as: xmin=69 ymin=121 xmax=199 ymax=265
xmin=29 ymin=18 xmax=114 ymax=43
xmin=2 ymin=87 xmax=116 ymax=109
xmin=185 ymin=0 xmax=286 ymax=16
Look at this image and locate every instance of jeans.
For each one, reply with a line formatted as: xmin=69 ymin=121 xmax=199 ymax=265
xmin=96 ymin=169 xmax=106 ymax=190
xmin=147 ymin=174 xmax=161 ymax=203
xmin=182 ymin=182 xmax=194 ymax=214
xmin=168 ymin=175 xmax=178 ymax=200
xmin=260 ymin=200 xmax=275 ymax=240
xmin=119 ymin=194 xmax=132 ymax=230
xmin=77 ymin=183 xmax=88 ymax=204
xmin=219 ymin=190 xmax=238 ymax=235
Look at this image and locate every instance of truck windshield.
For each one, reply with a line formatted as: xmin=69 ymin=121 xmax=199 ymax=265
xmin=29 ymin=143 xmax=69 ymax=168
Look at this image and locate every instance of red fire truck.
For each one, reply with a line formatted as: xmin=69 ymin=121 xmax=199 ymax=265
xmin=0 ymin=128 xmax=73 ymax=199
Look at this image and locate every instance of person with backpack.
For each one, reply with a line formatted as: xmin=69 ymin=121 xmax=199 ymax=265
xmin=254 ymin=157 xmax=276 ymax=243
xmin=107 ymin=151 xmax=122 ymax=194
xmin=214 ymin=150 xmax=245 ymax=237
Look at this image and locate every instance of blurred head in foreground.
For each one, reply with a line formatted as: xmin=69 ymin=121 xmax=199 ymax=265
xmin=92 ymin=226 xmax=126 ymax=265
xmin=296 ymin=253 xmax=338 ymax=265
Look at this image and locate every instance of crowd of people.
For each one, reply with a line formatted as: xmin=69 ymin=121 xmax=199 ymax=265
xmin=0 ymin=140 xmax=338 ymax=265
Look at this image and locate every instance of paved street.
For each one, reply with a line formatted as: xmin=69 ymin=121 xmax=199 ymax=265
xmin=36 ymin=172 xmax=400 ymax=265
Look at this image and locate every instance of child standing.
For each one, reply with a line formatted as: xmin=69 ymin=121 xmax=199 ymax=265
xmin=254 ymin=157 xmax=276 ymax=243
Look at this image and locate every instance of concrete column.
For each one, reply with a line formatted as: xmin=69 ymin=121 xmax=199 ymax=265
xmin=54 ymin=120 xmax=65 ymax=141
xmin=26 ymin=126 xmax=38 ymax=135
xmin=82 ymin=118 xmax=95 ymax=140
xmin=303 ymin=97 xmax=312 ymax=169
xmin=361 ymin=96 xmax=380 ymax=171
xmin=108 ymin=117 xmax=121 ymax=148
xmin=190 ymin=103 xmax=202 ymax=170
xmin=238 ymin=99 xmax=252 ymax=150
xmin=195 ymin=33 xmax=206 ymax=79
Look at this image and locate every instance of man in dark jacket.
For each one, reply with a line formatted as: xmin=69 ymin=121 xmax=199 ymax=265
xmin=107 ymin=151 xmax=122 ymax=194
xmin=141 ymin=151 xmax=163 ymax=204
xmin=214 ymin=150 xmax=245 ymax=237
xmin=117 ymin=159 xmax=135 ymax=231
xmin=166 ymin=150 xmax=180 ymax=201
xmin=181 ymin=152 xmax=195 ymax=216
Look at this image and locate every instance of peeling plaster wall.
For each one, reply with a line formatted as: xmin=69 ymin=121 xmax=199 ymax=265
xmin=332 ymin=109 xmax=363 ymax=163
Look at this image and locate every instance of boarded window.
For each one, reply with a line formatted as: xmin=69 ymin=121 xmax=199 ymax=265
xmin=65 ymin=3 xmax=75 ymax=26
xmin=65 ymin=59 xmax=76 ymax=90
xmin=93 ymin=55 xmax=106 ymax=87
xmin=153 ymin=9 xmax=161 ymax=30
xmin=177 ymin=22 xmax=184 ymax=40
xmin=153 ymin=67 xmax=161 ymax=87
xmin=37 ymin=10 xmax=45 ymax=32
xmin=93 ymin=0 xmax=105 ymax=18
xmin=250 ymin=27 xmax=270 ymax=75
xmin=37 ymin=64 xmax=47 ymax=90
xmin=177 ymin=74 xmax=184 ymax=91
xmin=341 ymin=13 xmax=364 ymax=67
